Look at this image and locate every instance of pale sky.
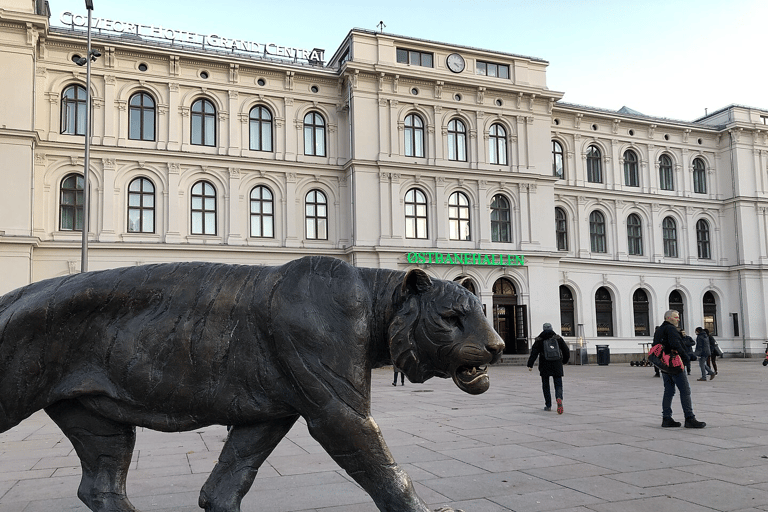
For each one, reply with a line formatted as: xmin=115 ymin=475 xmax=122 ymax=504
xmin=48 ymin=0 xmax=765 ymax=121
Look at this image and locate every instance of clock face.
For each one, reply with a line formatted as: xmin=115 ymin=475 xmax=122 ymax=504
xmin=446 ymin=53 xmax=465 ymax=73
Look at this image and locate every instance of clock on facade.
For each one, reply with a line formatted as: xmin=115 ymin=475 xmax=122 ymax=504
xmin=446 ymin=53 xmax=465 ymax=73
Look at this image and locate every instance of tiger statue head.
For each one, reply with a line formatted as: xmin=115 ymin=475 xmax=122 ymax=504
xmin=388 ymin=268 xmax=504 ymax=395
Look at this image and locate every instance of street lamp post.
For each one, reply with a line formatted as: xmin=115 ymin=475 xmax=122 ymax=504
xmin=75 ymin=0 xmax=99 ymax=273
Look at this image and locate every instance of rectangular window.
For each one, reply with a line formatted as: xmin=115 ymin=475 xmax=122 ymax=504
xmin=396 ymin=48 xmax=433 ymax=67
xmin=476 ymin=60 xmax=510 ymax=79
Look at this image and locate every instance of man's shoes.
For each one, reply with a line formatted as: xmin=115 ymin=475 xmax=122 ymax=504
xmin=392 ymin=382 xmax=396 ymax=386
xmin=544 ymin=406 xmax=551 ymax=411
xmin=709 ymin=374 xmax=715 ymax=380
xmin=696 ymin=378 xmax=707 ymax=381
xmin=661 ymin=417 xmax=681 ymax=427
xmin=556 ymin=398 xmax=563 ymax=414
xmin=684 ymin=417 xmax=706 ymax=428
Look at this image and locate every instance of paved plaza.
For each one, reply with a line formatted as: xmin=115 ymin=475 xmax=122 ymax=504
xmin=1 ymin=359 xmax=768 ymax=512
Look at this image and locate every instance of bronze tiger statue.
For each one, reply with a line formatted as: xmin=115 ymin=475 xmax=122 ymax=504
xmin=0 ymin=256 xmax=504 ymax=512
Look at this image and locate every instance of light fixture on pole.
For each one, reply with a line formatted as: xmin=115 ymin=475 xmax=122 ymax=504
xmin=74 ymin=0 xmax=100 ymax=272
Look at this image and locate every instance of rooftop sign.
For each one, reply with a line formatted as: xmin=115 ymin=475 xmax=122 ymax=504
xmin=59 ymin=11 xmax=325 ymax=63
xmin=406 ymin=252 xmax=525 ymax=266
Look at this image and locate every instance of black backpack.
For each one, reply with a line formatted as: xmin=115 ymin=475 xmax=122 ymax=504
xmin=543 ymin=336 xmax=562 ymax=361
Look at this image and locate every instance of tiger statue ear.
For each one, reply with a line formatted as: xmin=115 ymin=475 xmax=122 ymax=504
xmin=401 ymin=268 xmax=432 ymax=295
xmin=457 ymin=277 xmax=473 ymax=291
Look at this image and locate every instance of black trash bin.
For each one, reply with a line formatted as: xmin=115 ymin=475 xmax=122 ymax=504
xmin=596 ymin=345 xmax=610 ymax=365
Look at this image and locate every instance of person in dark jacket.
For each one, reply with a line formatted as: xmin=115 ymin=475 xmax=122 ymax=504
xmin=694 ymin=327 xmax=715 ymax=381
xmin=654 ymin=310 xmax=705 ymax=428
xmin=527 ymin=323 xmax=570 ymax=414
xmin=705 ymin=329 xmax=719 ymax=375
xmin=681 ymin=330 xmax=696 ymax=375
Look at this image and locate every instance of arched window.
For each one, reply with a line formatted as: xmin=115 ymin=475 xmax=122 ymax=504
xmin=127 ymin=177 xmax=155 ymax=233
xmin=589 ymin=210 xmax=606 ymax=253
xmin=448 ymin=191 xmax=471 ymax=240
xmin=488 ymin=123 xmax=507 ymax=165
xmin=703 ymin=291 xmax=717 ymax=335
xmin=663 ymin=216 xmax=677 ymax=257
xmin=60 ymin=173 xmax=84 ymax=231
xmin=191 ymin=98 xmax=216 ymax=146
xmin=552 ymin=140 xmax=564 ymax=179
xmin=404 ymin=188 xmax=428 ymax=239
xmin=250 ymin=186 xmax=274 ymax=238
xmin=191 ymin=180 xmax=216 ymax=235
xmin=404 ymin=113 xmax=424 ymax=158
xmin=490 ymin=194 xmax=511 ymax=243
xmin=249 ymin=105 xmax=273 ymax=152
xmin=627 ymin=213 xmax=643 ymax=256
xmin=633 ymin=288 xmax=650 ymax=336
xmin=559 ymin=285 xmax=575 ymax=337
xmin=669 ymin=290 xmax=685 ymax=330
xmin=303 ymin=111 xmax=326 ymax=156
xmin=696 ymin=219 xmax=711 ymax=259
xmin=128 ymin=92 xmax=156 ymax=141
xmin=586 ymin=145 xmax=602 ymax=183
xmin=447 ymin=118 xmax=467 ymax=161
xmin=555 ymin=207 xmax=568 ymax=251
xmin=623 ymin=150 xmax=639 ymax=187
xmin=61 ymin=84 xmax=87 ymax=135
xmin=305 ymin=189 xmax=328 ymax=240
xmin=659 ymin=154 xmax=674 ymax=190
xmin=693 ymin=158 xmax=707 ymax=194
xmin=595 ymin=287 xmax=614 ymax=336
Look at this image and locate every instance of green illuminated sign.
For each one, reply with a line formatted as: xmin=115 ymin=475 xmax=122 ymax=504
xmin=406 ymin=252 xmax=525 ymax=266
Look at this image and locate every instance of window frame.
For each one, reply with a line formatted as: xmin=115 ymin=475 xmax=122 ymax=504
xmin=404 ymin=113 xmax=425 ymax=158
xmin=693 ymin=158 xmax=707 ymax=194
xmin=303 ymin=111 xmax=326 ymax=157
xmin=61 ymin=84 xmax=87 ymax=136
xmin=626 ymin=213 xmax=643 ymax=256
xmin=404 ymin=188 xmax=428 ymax=239
xmin=659 ymin=154 xmax=674 ymax=190
xmin=586 ymin=145 xmax=602 ymax=183
xmin=190 ymin=180 xmax=217 ymax=235
xmin=59 ymin=173 xmax=85 ymax=231
xmin=552 ymin=140 xmax=564 ymax=179
xmin=488 ymin=123 xmax=507 ymax=165
xmin=447 ymin=118 xmax=467 ymax=162
xmin=191 ymin=98 xmax=216 ymax=146
xmin=396 ymin=48 xmax=434 ymax=67
xmin=249 ymin=105 xmax=274 ymax=152
xmin=555 ymin=207 xmax=568 ymax=251
xmin=305 ymin=189 xmax=328 ymax=240
xmin=623 ymin=150 xmax=639 ymax=187
xmin=490 ymin=194 xmax=511 ymax=243
xmin=589 ymin=210 xmax=607 ymax=253
xmin=696 ymin=218 xmax=711 ymax=259
xmin=448 ymin=191 xmax=471 ymax=241
xmin=476 ymin=60 xmax=510 ymax=79
xmin=128 ymin=92 xmax=156 ymax=141
xmin=249 ymin=185 xmax=274 ymax=238
xmin=662 ymin=216 xmax=678 ymax=258
xmin=127 ymin=177 xmax=155 ymax=233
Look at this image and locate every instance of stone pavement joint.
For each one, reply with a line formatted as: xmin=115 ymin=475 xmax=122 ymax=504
xmin=1 ymin=360 xmax=767 ymax=511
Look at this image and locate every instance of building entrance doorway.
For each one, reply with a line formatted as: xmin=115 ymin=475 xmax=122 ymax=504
xmin=492 ymin=277 xmax=528 ymax=354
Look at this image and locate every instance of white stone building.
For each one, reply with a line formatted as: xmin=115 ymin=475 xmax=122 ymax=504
xmin=2 ymin=0 xmax=768 ymax=357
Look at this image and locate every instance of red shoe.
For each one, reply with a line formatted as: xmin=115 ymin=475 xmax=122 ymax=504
xmin=556 ymin=398 xmax=563 ymax=415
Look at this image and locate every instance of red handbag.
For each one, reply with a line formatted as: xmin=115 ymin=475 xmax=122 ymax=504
xmin=648 ymin=343 xmax=684 ymax=375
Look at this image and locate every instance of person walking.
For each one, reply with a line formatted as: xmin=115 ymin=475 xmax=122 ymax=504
xmin=705 ymin=329 xmax=720 ymax=375
xmin=681 ymin=330 xmax=695 ymax=376
xmin=392 ymin=366 xmax=405 ymax=386
xmin=694 ymin=327 xmax=715 ymax=382
xmin=527 ymin=323 xmax=570 ymax=414
xmin=654 ymin=310 xmax=706 ymax=428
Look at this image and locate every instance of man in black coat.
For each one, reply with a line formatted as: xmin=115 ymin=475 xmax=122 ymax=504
xmin=654 ymin=310 xmax=706 ymax=429
xmin=527 ymin=323 xmax=570 ymax=414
